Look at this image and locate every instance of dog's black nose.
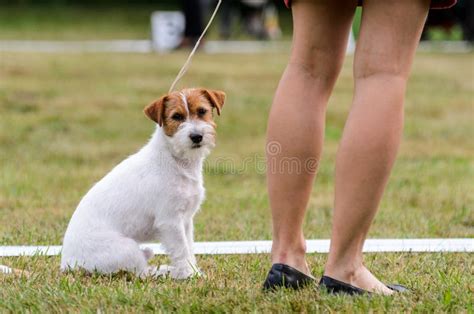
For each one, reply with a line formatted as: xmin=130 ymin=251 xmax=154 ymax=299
xmin=190 ymin=133 xmax=203 ymax=144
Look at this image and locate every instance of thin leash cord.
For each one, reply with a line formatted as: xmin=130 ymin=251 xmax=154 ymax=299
xmin=169 ymin=0 xmax=222 ymax=93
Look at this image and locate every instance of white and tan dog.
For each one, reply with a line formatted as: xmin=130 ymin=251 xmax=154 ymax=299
xmin=60 ymin=88 xmax=225 ymax=279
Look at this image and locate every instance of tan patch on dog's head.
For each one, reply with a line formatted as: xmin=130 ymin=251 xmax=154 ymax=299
xmin=161 ymin=94 xmax=188 ymax=136
xmin=199 ymin=88 xmax=226 ymax=116
xmin=144 ymin=88 xmax=226 ymax=136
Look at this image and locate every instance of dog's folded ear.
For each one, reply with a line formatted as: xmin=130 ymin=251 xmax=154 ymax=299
xmin=144 ymin=96 xmax=167 ymax=126
xmin=201 ymin=89 xmax=226 ymax=115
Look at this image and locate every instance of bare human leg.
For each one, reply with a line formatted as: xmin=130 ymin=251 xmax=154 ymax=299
xmin=324 ymin=0 xmax=430 ymax=295
xmin=267 ymin=0 xmax=356 ymax=275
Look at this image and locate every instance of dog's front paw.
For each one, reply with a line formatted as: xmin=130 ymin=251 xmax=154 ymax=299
xmin=164 ymin=265 xmax=202 ymax=280
xmin=139 ymin=266 xmax=159 ymax=279
xmin=155 ymin=264 xmax=175 ymax=277
xmin=169 ymin=266 xmax=196 ymax=280
xmin=156 ymin=264 xmax=203 ymax=280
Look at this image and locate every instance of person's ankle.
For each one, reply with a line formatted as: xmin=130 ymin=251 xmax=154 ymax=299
xmin=324 ymin=257 xmax=364 ymax=284
xmin=271 ymin=241 xmax=309 ymax=274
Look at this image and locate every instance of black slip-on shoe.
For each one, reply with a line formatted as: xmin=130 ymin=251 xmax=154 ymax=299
xmin=319 ymin=275 xmax=367 ymax=295
xmin=319 ymin=275 xmax=409 ymax=295
xmin=262 ymin=263 xmax=316 ymax=291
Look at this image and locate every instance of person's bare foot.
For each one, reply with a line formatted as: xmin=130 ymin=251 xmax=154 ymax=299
xmin=325 ymin=264 xmax=393 ymax=295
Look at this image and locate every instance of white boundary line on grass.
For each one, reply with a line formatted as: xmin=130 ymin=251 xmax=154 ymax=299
xmin=0 ymin=40 xmax=288 ymax=54
xmin=0 ymin=40 xmax=471 ymax=54
xmin=0 ymin=239 xmax=472 ymax=257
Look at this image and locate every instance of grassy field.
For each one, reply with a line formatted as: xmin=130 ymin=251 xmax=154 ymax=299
xmin=0 ymin=51 xmax=473 ymax=312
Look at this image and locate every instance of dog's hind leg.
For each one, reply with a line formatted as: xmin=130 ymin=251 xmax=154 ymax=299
xmin=96 ymin=236 xmax=152 ymax=276
xmin=62 ymin=231 xmax=151 ymax=277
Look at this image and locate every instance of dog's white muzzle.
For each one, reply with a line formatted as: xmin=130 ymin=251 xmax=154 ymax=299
xmin=166 ymin=120 xmax=215 ymax=159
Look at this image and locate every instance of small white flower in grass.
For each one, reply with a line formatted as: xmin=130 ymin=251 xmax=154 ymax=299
xmin=0 ymin=265 xmax=13 ymax=274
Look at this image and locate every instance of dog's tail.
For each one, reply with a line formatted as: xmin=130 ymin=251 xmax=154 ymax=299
xmin=0 ymin=264 xmax=30 ymax=277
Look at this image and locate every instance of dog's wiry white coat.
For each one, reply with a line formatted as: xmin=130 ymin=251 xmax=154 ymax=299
xmin=61 ymin=92 xmax=216 ymax=279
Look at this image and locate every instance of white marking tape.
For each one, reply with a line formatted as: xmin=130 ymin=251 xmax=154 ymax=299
xmin=1 ymin=40 xmax=471 ymax=54
xmin=0 ymin=239 xmax=472 ymax=257
xmin=0 ymin=40 xmax=152 ymax=53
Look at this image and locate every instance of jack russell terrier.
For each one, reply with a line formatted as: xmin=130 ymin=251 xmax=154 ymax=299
xmin=59 ymin=88 xmax=226 ymax=279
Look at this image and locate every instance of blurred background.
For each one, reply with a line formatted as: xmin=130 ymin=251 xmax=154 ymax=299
xmin=0 ymin=0 xmax=472 ymax=47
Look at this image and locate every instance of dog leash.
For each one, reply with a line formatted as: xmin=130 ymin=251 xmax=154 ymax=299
xmin=168 ymin=0 xmax=223 ymax=93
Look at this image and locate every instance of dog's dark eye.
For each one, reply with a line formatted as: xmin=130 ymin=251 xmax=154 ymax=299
xmin=171 ymin=113 xmax=185 ymax=121
xmin=197 ymin=108 xmax=207 ymax=116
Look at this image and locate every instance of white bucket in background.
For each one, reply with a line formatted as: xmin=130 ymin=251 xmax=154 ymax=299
xmin=151 ymin=11 xmax=185 ymax=52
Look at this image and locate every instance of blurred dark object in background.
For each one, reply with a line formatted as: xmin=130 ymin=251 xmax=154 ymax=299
xmin=218 ymin=0 xmax=281 ymax=40
xmin=455 ymin=0 xmax=474 ymax=42
xmin=181 ymin=0 xmax=204 ymax=48
xmin=421 ymin=0 xmax=474 ymax=42
xmin=179 ymin=0 xmax=281 ymax=48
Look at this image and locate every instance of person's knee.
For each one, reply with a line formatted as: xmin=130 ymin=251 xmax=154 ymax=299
xmin=357 ymin=56 xmax=408 ymax=78
xmin=288 ymin=48 xmax=344 ymax=90
xmin=354 ymin=55 xmax=410 ymax=89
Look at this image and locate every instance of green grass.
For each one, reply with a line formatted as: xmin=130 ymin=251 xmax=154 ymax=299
xmin=1 ymin=254 xmax=472 ymax=312
xmin=0 ymin=51 xmax=473 ymax=311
